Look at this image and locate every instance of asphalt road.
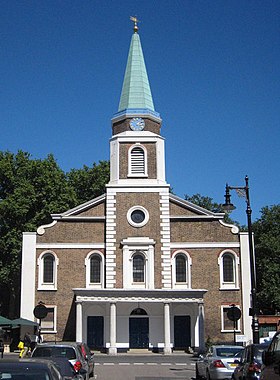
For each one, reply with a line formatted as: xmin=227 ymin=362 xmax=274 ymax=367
xmin=3 ymin=351 xmax=197 ymax=380
xmin=92 ymin=353 xmax=197 ymax=380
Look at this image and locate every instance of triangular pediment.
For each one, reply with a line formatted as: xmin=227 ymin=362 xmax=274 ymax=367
xmin=169 ymin=194 xmax=224 ymax=220
xmin=51 ymin=194 xmax=106 ymax=219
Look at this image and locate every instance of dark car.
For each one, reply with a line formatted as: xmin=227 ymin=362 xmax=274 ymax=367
xmin=261 ymin=330 xmax=280 ymax=380
xmin=232 ymin=342 xmax=270 ymax=380
xmin=31 ymin=342 xmax=90 ymax=379
xmin=0 ymin=358 xmax=62 ymax=380
xmin=78 ymin=343 xmax=94 ymax=378
xmin=50 ymin=357 xmax=86 ymax=380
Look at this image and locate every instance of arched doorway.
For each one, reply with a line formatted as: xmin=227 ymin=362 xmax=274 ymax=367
xmin=129 ymin=308 xmax=149 ymax=349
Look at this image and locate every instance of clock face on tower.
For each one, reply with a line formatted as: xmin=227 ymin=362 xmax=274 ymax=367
xmin=129 ymin=117 xmax=145 ymax=131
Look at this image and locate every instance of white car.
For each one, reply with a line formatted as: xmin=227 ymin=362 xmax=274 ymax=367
xmin=196 ymin=345 xmax=244 ymax=379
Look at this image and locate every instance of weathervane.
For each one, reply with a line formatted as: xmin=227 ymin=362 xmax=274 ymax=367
xmin=130 ymin=16 xmax=139 ymax=33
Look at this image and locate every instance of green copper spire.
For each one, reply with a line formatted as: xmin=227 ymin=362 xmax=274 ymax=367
xmin=118 ymin=21 xmax=155 ymax=113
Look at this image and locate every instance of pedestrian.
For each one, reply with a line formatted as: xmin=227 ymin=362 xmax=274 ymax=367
xmin=0 ymin=339 xmax=4 ymax=359
xmin=22 ymin=332 xmax=31 ymax=358
xmin=18 ymin=339 xmax=24 ymax=358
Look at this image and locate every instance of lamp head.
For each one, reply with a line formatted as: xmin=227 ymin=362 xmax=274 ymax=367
xmin=222 ymin=184 xmax=236 ymax=212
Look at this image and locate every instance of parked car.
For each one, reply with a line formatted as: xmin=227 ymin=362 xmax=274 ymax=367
xmin=78 ymin=343 xmax=94 ymax=378
xmin=0 ymin=358 xmax=63 ymax=380
xmin=50 ymin=357 xmax=86 ymax=380
xmin=260 ymin=330 xmax=280 ymax=380
xmin=196 ymin=345 xmax=244 ymax=379
xmin=31 ymin=342 xmax=91 ymax=379
xmin=232 ymin=342 xmax=270 ymax=380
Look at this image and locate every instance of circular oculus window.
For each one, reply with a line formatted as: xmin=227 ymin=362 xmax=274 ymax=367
xmin=127 ymin=206 xmax=149 ymax=227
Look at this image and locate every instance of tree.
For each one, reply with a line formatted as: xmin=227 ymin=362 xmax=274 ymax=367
xmin=0 ymin=151 xmax=76 ymax=317
xmin=253 ymin=205 xmax=280 ymax=313
xmin=184 ymin=193 xmax=237 ymax=225
xmin=0 ymin=151 xmax=110 ymax=317
xmin=67 ymin=160 xmax=110 ymax=205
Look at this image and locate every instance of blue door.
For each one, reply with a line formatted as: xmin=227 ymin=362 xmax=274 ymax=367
xmin=129 ymin=317 xmax=149 ymax=348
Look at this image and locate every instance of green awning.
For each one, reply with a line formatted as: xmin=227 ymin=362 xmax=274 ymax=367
xmin=11 ymin=318 xmax=38 ymax=326
xmin=0 ymin=316 xmax=13 ymax=326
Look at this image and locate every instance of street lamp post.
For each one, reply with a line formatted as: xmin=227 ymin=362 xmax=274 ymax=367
xmin=222 ymin=175 xmax=259 ymax=344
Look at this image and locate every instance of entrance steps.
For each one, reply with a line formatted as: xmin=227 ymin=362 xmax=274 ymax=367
xmin=127 ymin=349 xmax=152 ymax=354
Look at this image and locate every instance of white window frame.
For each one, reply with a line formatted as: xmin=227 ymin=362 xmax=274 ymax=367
xmin=39 ymin=305 xmax=57 ymax=334
xmin=218 ymin=250 xmax=239 ymax=290
xmin=85 ymin=251 xmax=104 ymax=288
xmin=37 ymin=251 xmax=59 ymax=290
xmin=221 ymin=304 xmax=241 ymax=332
xmin=171 ymin=250 xmax=192 ymax=289
xmin=127 ymin=206 xmax=149 ymax=228
xmin=122 ymin=237 xmax=155 ymax=289
xmin=128 ymin=143 xmax=148 ymax=177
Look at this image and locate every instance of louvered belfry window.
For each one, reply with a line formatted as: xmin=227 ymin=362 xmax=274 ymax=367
xmin=130 ymin=146 xmax=145 ymax=175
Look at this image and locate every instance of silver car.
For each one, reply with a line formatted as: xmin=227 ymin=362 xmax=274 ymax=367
xmin=196 ymin=345 xmax=244 ymax=379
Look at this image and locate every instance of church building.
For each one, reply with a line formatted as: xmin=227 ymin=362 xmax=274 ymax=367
xmin=20 ymin=20 xmax=253 ymax=354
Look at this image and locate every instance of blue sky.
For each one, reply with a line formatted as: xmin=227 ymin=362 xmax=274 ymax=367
xmin=1 ymin=0 xmax=279 ymax=225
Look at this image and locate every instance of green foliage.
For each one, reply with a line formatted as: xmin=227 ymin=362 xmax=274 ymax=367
xmin=0 ymin=150 xmax=109 ymax=316
xmin=253 ymin=205 xmax=280 ymax=313
xmin=184 ymin=193 xmax=237 ymax=225
xmin=67 ymin=160 xmax=110 ymax=204
xmin=0 ymin=151 xmax=76 ymax=314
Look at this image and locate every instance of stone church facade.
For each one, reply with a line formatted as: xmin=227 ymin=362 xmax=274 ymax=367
xmin=20 ymin=22 xmax=252 ymax=354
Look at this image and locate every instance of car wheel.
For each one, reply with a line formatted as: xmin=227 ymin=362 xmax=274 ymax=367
xmin=195 ymin=364 xmax=202 ymax=379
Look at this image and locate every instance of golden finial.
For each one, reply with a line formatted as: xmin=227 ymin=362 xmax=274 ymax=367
xmin=130 ymin=16 xmax=139 ymax=33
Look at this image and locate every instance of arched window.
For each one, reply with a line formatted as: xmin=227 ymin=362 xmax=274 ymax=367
xmin=122 ymin=239 xmax=155 ymax=289
xmin=85 ymin=251 xmax=104 ymax=288
xmin=90 ymin=255 xmax=101 ymax=283
xmin=128 ymin=145 xmax=147 ymax=177
xmin=43 ymin=254 xmax=54 ymax=283
xmin=218 ymin=250 xmax=239 ymax=289
xmin=223 ymin=253 xmax=234 ymax=282
xmin=37 ymin=251 xmax=58 ymax=290
xmin=133 ymin=254 xmax=145 ymax=283
xmin=172 ymin=251 xmax=192 ymax=288
xmin=176 ymin=254 xmax=187 ymax=283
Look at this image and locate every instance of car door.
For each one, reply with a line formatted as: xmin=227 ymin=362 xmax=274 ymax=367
xmin=197 ymin=347 xmax=212 ymax=378
xmin=261 ymin=332 xmax=280 ymax=380
xmin=234 ymin=345 xmax=248 ymax=379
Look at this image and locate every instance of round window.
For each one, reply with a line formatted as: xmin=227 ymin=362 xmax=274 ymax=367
xmin=127 ymin=206 xmax=149 ymax=227
xmin=131 ymin=209 xmax=145 ymax=224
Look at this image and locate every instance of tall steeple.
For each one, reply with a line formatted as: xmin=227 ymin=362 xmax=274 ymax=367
xmin=112 ymin=17 xmax=161 ymax=135
xmin=118 ymin=19 xmax=155 ymax=113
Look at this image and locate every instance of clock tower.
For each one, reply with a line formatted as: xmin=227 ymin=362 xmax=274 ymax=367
xmin=109 ymin=19 xmax=167 ymax=187
xmin=106 ymin=19 xmax=171 ymax=297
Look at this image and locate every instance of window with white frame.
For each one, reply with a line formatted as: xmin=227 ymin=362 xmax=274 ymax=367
xmin=37 ymin=251 xmax=59 ymax=290
xmin=127 ymin=206 xmax=149 ymax=228
xmin=85 ymin=251 xmax=104 ymax=288
xmin=172 ymin=250 xmax=192 ymax=288
xmin=122 ymin=237 xmax=155 ymax=289
xmin=218 ymin=250 xmax=239 ymax=289
xmin=40 ymin=305 xmax=57 ymax=333
xmin=221 ymin=305 xmax=241 ymax=332
xmin=128 ymin=144 xmax=147 ymax=177
xmin=133 ymin=252 xmax=145 ymax=283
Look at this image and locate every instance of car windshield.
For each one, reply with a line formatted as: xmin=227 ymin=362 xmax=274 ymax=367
xmin=215 ymin=347 xmax=243 ymax=357
xmin=0 ymin=370 xmax=50 ymax=380
xmin=33 ymin=346 xmax=76 ymax=360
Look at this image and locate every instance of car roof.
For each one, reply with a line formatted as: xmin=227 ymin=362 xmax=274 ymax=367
xmin=212 ymin=345 xmax=243 ymax=348
xmin=0 ymin=358 xmax=56 ymax=368
xmin=35 ymin=342 xmax=80 ymax=348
